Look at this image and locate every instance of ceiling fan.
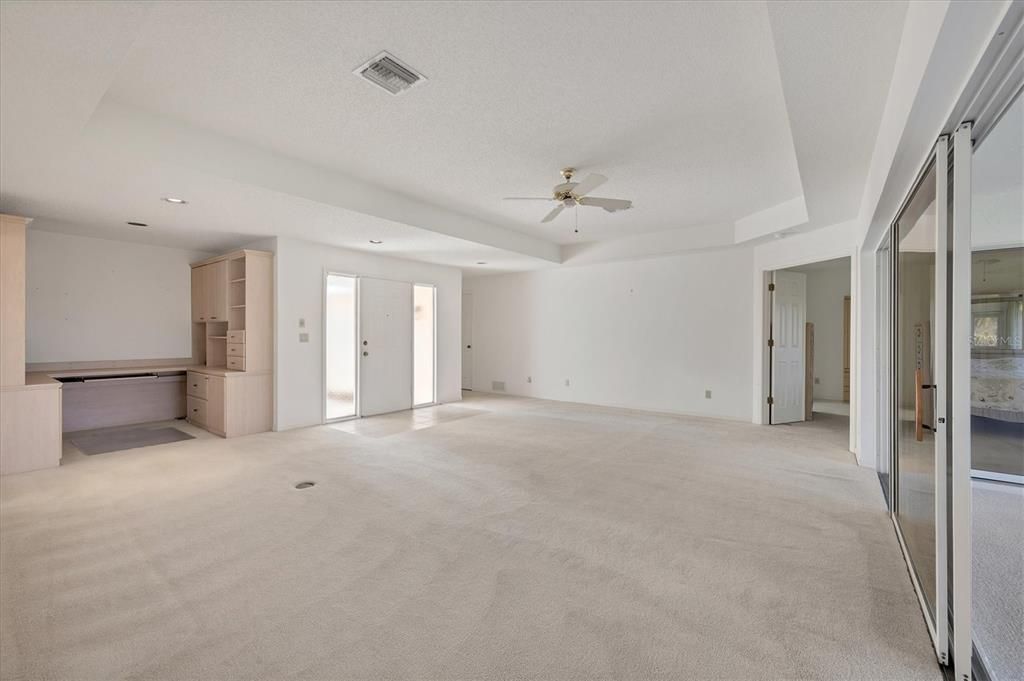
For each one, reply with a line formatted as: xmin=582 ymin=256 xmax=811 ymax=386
xmin=504 ymin=168 xmax=633 ymax=223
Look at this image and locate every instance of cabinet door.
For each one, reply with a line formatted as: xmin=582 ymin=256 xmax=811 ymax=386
xmin=191 ymin=266 xmax=206 ymax=322
xmin=206 ymin=260 xmax=228 ymax=322
xmin=206 ymin=375 xmax=226 ymax=434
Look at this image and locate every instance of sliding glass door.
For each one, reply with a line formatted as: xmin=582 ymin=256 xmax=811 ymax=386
xmin=967 ymin=93 xmax=1023 ymax=681
xmin=882 ymin=89 xmax=1023 ymax=681
xmin=892 ymin=149 xmax=949 ymax=661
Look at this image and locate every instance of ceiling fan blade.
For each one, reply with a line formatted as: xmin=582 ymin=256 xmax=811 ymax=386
xmin=571 ymin=173 xmax=607 ymax=198
xmin=541 ymin=204 xmax=566 ymax=223
xmin=503 ymin=197 xmax=553 ymax=201
xmin=579 ymin=197 xmax=632 ymax=212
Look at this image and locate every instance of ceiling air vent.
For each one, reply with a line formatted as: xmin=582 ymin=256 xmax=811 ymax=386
xmin=354 ymin=51 xmax=426 ymax=95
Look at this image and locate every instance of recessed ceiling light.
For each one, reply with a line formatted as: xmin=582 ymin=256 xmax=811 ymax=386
xmin=369 ymin=239 xmax=383 ymax=244
xmin=161 ymin=196 xmax=188 ymax=204
xmin=126 ymin=221 xmax=149 ymax=227
xmin=476 ymin=261 xmax=487 ymax=265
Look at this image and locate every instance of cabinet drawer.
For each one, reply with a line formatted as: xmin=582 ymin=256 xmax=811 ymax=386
xmin=227 ymin=330 xmax=246 ymax=343
xmin=186 ymin=372 xmax=208 ymax=399
xmin=186 ymin=396 xmax=207 ymax=426
xmin=227 ymin=342 xmax=245 ymax=357
xmin=226 ymin=356 xmax=245 ymax=371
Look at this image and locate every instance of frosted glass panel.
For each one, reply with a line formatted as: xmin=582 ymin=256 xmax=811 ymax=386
xmin=414 ymin=285 xmax=435 ymax=406
xmin=326 ymin=275 xmax=356 ymax=420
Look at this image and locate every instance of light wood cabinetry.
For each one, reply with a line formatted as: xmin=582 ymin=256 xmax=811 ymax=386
xmin=1 ymin=214 xmax=28 ymax=386
xmin=191 ymin=260 xmax=229 ymax=322
xmin=1 ymin=214 xmax=63 ymax=475
xmin=188 ymin=249 xmax=273 ymax=438
xmin=1 ymin=381 xmax=62 ymax=476
xmin=206 ymin=260 xmax=229 ymax=322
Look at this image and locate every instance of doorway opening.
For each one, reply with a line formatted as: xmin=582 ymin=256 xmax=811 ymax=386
xmin=766 ymin=257 xmax=853 ymax=448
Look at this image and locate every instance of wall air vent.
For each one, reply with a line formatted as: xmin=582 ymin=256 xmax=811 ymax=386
xmin=354 ymin=51 xmax=426 ymax=95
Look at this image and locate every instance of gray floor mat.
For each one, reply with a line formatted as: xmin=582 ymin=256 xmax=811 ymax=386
xmin=69 ymin=426 xmax=194 ymax=455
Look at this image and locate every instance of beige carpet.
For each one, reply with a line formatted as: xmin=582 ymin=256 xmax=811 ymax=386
xmin=0 ymin=393 xmax=941 ymax=681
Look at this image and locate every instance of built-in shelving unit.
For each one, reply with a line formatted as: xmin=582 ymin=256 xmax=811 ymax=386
xmin=188 ymin=248 xmax=273 ymax=438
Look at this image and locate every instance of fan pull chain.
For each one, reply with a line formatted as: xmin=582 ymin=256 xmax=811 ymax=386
xmin=574 ymin=205 xmax=579 ymax=234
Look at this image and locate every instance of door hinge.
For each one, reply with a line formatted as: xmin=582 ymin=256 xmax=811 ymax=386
xmin=768 ymin=282 xmax=776 ymax=291
xmin=767 ymin=396 xmax=774 ymax=405
xmin=768 ymin=339 xmax=774 ymax=348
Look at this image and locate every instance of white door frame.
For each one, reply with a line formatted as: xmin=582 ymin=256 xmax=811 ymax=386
xmin=950 ymin=121 xmax=972 ymax=681
xmin=462 ymin=291 xmax=473 ymax=391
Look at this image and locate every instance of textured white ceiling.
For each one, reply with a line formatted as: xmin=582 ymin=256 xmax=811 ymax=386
xmin=103 ymin=1 xmax=803 ymax=245
xmin=0 ymin=0 xmax=909 ymax=270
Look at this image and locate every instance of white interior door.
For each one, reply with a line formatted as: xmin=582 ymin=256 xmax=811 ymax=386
xmin=771 ymin=270 xmax=807 ymax=424
xmin=462 ymin=292 xmax=473 ymax=390
xmin=359 ymin=277 xmax=413 ymax=416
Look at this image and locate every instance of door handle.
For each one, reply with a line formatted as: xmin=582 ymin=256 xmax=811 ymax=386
xmin=914 ymin=368 xmax=936 ymax=441
xmin=363 ymin=351 xmax=368 ymax=357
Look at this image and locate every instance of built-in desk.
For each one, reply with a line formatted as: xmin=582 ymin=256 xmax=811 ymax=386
xmin=23 ymin=362 xmax=271 ymax=442
xmin=26 ymin=364 xmax=253 ymax=434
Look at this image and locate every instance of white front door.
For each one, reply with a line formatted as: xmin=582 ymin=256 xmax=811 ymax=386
xmin=359 ymin=277 xmax=413 ymax=416
xmin=771 ymin=270 xmax=807 ymax=424
xmin=462 ymin=292 xmax=473 ymax=390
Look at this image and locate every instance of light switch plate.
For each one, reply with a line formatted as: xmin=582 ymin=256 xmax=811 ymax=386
xmin=299 ymin=318 xmax=306 ymax=328
xmin=299 ymin=332 xmax=309 ymax=343
xmin=705 ymin=390 xmax=712 ymax=399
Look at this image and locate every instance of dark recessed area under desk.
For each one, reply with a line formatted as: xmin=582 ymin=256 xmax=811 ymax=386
xmin=57 ymin=370 xmax=188 ymax=432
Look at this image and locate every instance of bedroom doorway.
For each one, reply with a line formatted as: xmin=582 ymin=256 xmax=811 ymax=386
xmin=771 ymin=258 xmax=853 ymax=431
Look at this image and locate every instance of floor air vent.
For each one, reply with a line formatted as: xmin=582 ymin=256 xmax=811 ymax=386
xmin=354 ymin=52 xmax=425 ymax=95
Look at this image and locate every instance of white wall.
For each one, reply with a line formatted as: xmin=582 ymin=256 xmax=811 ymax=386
xmin=25 ymin=229 xmax=211 ymax=363
xmin=465 ymin=247 xmax=754 ymax=421
xmin=787 ymin=259 xmax=852 ymax=402
xmin=274 ymin=237 xmax=461 ymax=431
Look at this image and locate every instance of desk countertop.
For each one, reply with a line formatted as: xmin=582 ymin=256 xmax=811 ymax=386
xmin=23 ymin=364 xmax=253 ymax=388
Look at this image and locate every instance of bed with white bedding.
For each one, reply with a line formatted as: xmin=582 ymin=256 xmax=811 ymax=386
xmin=972 ymin=356 xmax=1024 ymax=423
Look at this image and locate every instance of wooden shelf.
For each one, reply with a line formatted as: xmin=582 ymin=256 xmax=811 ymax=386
xmin=230 ymin=278 xmax=246 ymax=283
xmin=208 ymin=335 xmax=227 ymax=340
xmin=231 ymin=304 xmax=246 ymax=309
